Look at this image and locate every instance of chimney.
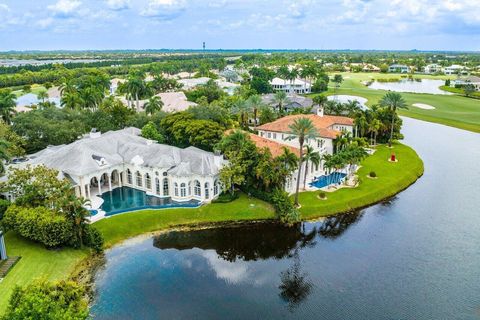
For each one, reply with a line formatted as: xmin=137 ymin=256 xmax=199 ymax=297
xmin=314 ymin=105 xmax=324 ymax=117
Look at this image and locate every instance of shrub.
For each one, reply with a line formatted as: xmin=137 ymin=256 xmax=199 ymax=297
xmin=212 ymin=191 xmax=239 ymax=203
xmin=2 ymin=280 xmax=88 ymax=320
xmin=271 ymin=189 xmax=300 ymax=225
xmin=0 ymin=198 xmax=10 ymax=221
xmin=83 ymin=224 xmax=104 ymax=253
xmin=369 ymin=171 xmax=377 ymax=178
xmin=318 ymin=192 xmax=327 ymax=199
xmin=2 ymin=205 xmax=72 ymax=248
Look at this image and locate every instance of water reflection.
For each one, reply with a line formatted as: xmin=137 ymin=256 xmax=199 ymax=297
xmin=279 ymin=249 xmax=313 ymax=312
xmin=318 ymin=211 xmax=364 ymax=239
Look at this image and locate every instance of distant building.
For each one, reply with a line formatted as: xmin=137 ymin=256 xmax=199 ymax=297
xmin=424 ymin=64 xmax=443 ymax=74
xmin=269 ymin=77 xmax=311 ymax=94
xmin=388 ymin=64 xmax=410 ymax=73
xmin=178 ymin=77 xmax=211 ymax=90
xmin=444 ymin=65 xmax=469 ymax=75
xmin=261 ymin=93 xmax=313 ymax=113
xmin=454 ymin=76 xmax=480 ymax=91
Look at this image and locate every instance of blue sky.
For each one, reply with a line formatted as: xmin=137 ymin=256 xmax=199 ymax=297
xmin=0 ymin=0 xmax=479 ymax=51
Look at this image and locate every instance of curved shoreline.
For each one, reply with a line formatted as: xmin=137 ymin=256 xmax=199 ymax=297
xmin=0 ymin=143 xmax=424 ymax=315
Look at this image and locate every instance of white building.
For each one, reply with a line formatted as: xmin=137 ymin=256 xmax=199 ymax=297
xmin=255 ymin=108 xmax=354 ymax=193
xmin=270 ymin=77 xmax=312 ymax=94
xmin=454 ymin=76 xmax=480 ymax=91
xmin=444 ymin=65 xmax=469 ymax=75
xmin=5 ymin=128 xmax=226 ymax=206
xmin=424 ymin=64 xmax=443 ymax=74
xmin=120 ymin=91 xmax=197 ymax=112
xmin=388 ymin=64 xmax=410 ymax=73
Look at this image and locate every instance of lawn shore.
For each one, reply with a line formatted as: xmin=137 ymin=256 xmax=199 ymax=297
xmin=0 ymin=142 xmax=423 ymax=314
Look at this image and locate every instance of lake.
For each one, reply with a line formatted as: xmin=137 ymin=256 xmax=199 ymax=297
xmin=368 ymin=79 xmax=452 ymax=95
xmin=0 ymin=59 xmax=102 ymax=67
xmin=91 ymin=118 xmax=480 ymax=320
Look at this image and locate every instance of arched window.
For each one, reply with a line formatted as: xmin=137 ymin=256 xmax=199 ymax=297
xmin=155 ymin=178 xmax=160 ymax=195
xmin=174 ymin=183 xmax=179 ymax=197
xmin=180 ymin=183 xmax=187 ymax=197
xmin=136 ymin=171 xmax=142 ymax=187
xmin=214 ymin=179 xmax=219 ymax=195
xmin=194 ymin=180 xmax=201 ymax=196
xmin=145 ymin=173 xmax=152 ymax=190
xmin=163 ymin=178 xmax=169 ymax=196
xmin=188 ymin=181 xmax=192 ymax=196
xmin=127 ymin=169 xmax=132 ymax=184
xmin=205 ymin=182 xmax=210 ymax=199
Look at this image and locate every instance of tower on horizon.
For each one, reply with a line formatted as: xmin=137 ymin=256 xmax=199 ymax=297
xmin=203 ymin=42 xmax=206 ymax=51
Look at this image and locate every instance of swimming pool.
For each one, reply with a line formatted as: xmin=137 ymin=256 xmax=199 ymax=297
xmin=309 ymin=172 xmax=347 ymax=189
xmin=100 ymin=187 xmax=200 ymax=216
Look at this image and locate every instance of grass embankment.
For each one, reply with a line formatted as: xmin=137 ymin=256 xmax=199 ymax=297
xmin=299 ymin=143 xmax=424 ymax=218
xmin=439 ymin=85 xmax=480 ymax=99
xmin=317 ymin=72 xmax=480 ymax=133
xmin=0 ymin=194 xmax=274 ymax=313
xmin=0 ymin=144 xmax=423 ymax=314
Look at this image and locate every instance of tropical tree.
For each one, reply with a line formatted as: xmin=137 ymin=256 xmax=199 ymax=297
xmin=37 ymin=90 xmax=49 ymax=103
xmin=0 ymin=90 xmax=16 ymax=124
xmin=232 ymin=99 xmax=250 ymax=128
xmin=302 ymin=146 xmax=321 ymax=190
xmin=273 ymin=91 xmax=290 ymax=114
xmin=312 ymin=94 xmax=327 ymax=108
xmin=286 ymin=117 xmax=318 ymax=206
xmin=144 ymin=96 xmax=163 ymax=115
xmin=61 ymin=91 xmax=82 ymax=110
xmin=332 ymin=74 xmax=343 ymax=95
xmin=368 ymin=118 xmax=382 ymax=145
xmin=57 ymin=189 xmax=91 ymax=248
xmin=379 ymin=92 xmax=407 ymax=147
xmin=125 ymin=74 xmax=146 ymax=111
xmin=354 ymin=113 xmax=368 ymax=138
xmin=246 ymin=94 xmax=264 ymax=129
xmin=0 ymin=139 xmax=11 ymax=174
xmin=277 ymin=147 xmax=299 ymax=172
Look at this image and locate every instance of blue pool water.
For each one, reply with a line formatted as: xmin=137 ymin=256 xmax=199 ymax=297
xmin=309 ymin=172 xmax=347 ymax=188
xmin=100 ymin=187 xmax=200 ymax=216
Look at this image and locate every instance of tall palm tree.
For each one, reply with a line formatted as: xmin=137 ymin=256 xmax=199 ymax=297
xmin=37 ymin=90 xmax=49 ymax=103
xmin=61 ymin=91 xmax=82 ymax=110
xmin=0 ymin=90 xmax=16 ymax=124
xmin=379 ymin=92 xmax=408 ymax=147
xmin=287 ymin=68 xmax=299 ymax=94
xmin=368 ymin=119 xmax=382 ymax=145
xmin=302 ymin=146 xmax=321 ymax=190
xmin=286 ymin=117 xmax=318 ymax=206
xmin=144 ymin=96 xmax=164 ymax=115
xmin=232 ymin=99 xmax=250 ymax=128
xmin=278 ymin=147 xmax=299 ymax=172
xmin=354 ymin=114 xmax=368 ymax=138
xmin=273 ymin=91 xmax=290 ymax=114
xmin=59 ymin=81 xmax=76 ymax=97
xmin=125 ymin=75 xmax=146 ymax=111
xmin=246 ymin=94 xmax=264 ymax=129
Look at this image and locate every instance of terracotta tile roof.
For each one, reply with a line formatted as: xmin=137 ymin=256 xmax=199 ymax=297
xmin=257 ymin=114 xmax=353 ymax=139
xmin=224 ymin=130 xmax=300 ymax=158
xmin=248 ymin=134 xmax=300 ymax=158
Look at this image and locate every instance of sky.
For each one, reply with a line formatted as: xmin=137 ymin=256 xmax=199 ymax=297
xmin=0 ymin=0 xmax=479 ymax=51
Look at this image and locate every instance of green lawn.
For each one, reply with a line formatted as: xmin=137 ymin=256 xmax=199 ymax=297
xmin=0 ymin=194 xmax=274 ymax=314
xmin=317 ymin=72 xmax=480 ymax=133
xmin=12 ymin=84 xmax=48 ymax=97
xmin=299 ymin=143 xmax=424 ymax=219
xmin=0 ymin=144 xmax=423 ymax=314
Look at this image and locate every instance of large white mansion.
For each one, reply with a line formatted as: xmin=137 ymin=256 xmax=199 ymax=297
xmin=7 ymin=128 xmax=226 ymax=204
xmin=270 ymin=77 xmax=312 ymax=94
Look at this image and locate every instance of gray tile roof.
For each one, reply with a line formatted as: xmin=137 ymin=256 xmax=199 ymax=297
xmin=23 ymin=128 xmax=225 ymax=183
xmin=262 ymin=93 xmax=313 ymax=109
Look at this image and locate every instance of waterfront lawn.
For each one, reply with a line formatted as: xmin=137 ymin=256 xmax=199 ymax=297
xmin=94 ymin=193 xmax=275 ymax=248
xmin=318 ymin=72 xmax=480 ymax=133
xmin=0 ymin=193 xmax=274 ymax=314
xmin=299 ymin=143 xmax=424 ymax=219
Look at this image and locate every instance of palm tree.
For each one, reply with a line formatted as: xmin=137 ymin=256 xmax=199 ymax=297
xmin=58 ymin=190 xmax=91 ymax=248
xmin=273 ymin=91 xmax=290 ymax=114
xmin=368 ymin=119 xmax=382 ymax=145
xmin=354 ymin=114 xmax=368 ymax=138
xmin=302 ymin=146 xmax=321 ymax=190
xmin=379 ymin=92 xmax=408 ymax=147
xmin=332 ymin=74 xmax=343 ymax=95
xmin=144 ymin=96 xmax=163 ymax=115
xmin=59 ymin=81 xmax=76 ymax=97
xmin=0 ymin=139 xmax=11 ymax=174
xmin=286 ymin=117 xmax=318 ymax=206
xmin=61 ymin=91 xmax=82 ymax=110
xmin=287 ymin=68 xmax=299 ymax=94
xmin=37 ymin=90 xmax=49 ymax=103
xmin=125 ymin=74 xmax=146 ymax=111
xmin=278 ymin=147 xmax=299 ymax=172
xmin=246 ymin=95 xmax=264 ymax=129
xmin=0 ymin=90 xmax=16 ymax=124
xmin=232 ymin=99 xmax=250 ymax=128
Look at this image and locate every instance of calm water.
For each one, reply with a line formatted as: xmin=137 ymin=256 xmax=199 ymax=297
xmin=15 ymin=93 xmax=60 ymax=107
xmin=100 ymin=187 xmax=200 ymax=216
xmin=91 ymin=118 xmax=480 ymax=320
xmin=368 ymin=79 xmax=452 ymax=95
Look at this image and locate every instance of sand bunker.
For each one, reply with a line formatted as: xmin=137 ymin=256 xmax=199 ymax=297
xmin=412 ymin=103 xmax=435 ymax=110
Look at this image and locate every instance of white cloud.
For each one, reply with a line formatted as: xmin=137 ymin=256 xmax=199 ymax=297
xmin=47 ymin=0 xmax=82 ymax=17
xmin=106 ymin=0 xmax=130 ymax=11
xmin=140 ymin=0 xmax=187 ymax=19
